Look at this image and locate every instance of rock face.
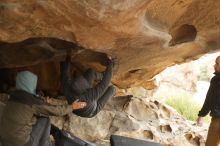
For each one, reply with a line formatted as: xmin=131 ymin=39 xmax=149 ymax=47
xmin=1 ymin=0 xmax=220 ymax=90
xmin=0 ymin=93 xmax=208 ymax=146
xmin=0 ymin=2 xmax=217 ymax=145
xmin=49 ymin=96 xmax=208 ymax=146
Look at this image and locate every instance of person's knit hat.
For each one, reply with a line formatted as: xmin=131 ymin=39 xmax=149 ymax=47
xmin=16 ymin=71 xmax=38 ymax=95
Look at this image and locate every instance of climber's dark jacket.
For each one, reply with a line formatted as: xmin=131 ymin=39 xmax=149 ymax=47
xmin=61 ymin=58 xmax=115 ymax=118
xmin=198 ymin=73 xmax=220 ymax=117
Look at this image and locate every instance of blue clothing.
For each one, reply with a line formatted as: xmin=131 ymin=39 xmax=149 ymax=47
xmin=16 ymin=71 xmax=38 ymax=95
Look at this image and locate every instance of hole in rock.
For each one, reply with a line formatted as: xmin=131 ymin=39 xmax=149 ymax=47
xmin=169 ymin=24 xmax=197 ymax=46
xmin=159 ymin=124 xmax=172 ymax=133
xmin=143 ymin=130 xmax=154 ymax=140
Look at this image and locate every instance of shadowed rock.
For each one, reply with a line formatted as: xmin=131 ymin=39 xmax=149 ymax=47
xmin=0 ymin=37 xmax=80 ymax=68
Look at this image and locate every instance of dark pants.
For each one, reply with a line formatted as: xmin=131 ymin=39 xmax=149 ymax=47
xmin=61 ymin=58 xmax=114 ymax=117
xmin=24 ymin=118 xmax=52 ymax=146
xmin=92 ymin=85 xmax=116 ymax=116
xmin=73 ymin=85 xmax=116 ymax=118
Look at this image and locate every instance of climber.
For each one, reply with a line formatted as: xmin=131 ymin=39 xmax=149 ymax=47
xmin=60 ymin=49 xmax=116 ymax=118
xmin=0 ymin=71 xmax=86 ymax=146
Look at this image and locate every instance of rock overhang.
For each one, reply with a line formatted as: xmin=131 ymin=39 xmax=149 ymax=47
xmin=1 ymin=0 xmax=220 ymax=91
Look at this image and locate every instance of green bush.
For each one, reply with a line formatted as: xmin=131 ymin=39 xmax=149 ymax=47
xmin=198 ymin=65 xmax=210 ymax=81
xmin=165 ymin=96 xmax=211 ymax=123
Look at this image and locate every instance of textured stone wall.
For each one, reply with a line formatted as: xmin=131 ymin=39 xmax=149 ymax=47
xmin=49 ymin=96 xmax=208 ymax=146
xmin=0 ymin=93 xmax=208 ymax=146
xmin=1 ymin=0 xmax=220 ymax=89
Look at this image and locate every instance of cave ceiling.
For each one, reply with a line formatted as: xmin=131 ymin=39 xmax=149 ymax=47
xmin=0 ymin=0 xmax=220 ymax=91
